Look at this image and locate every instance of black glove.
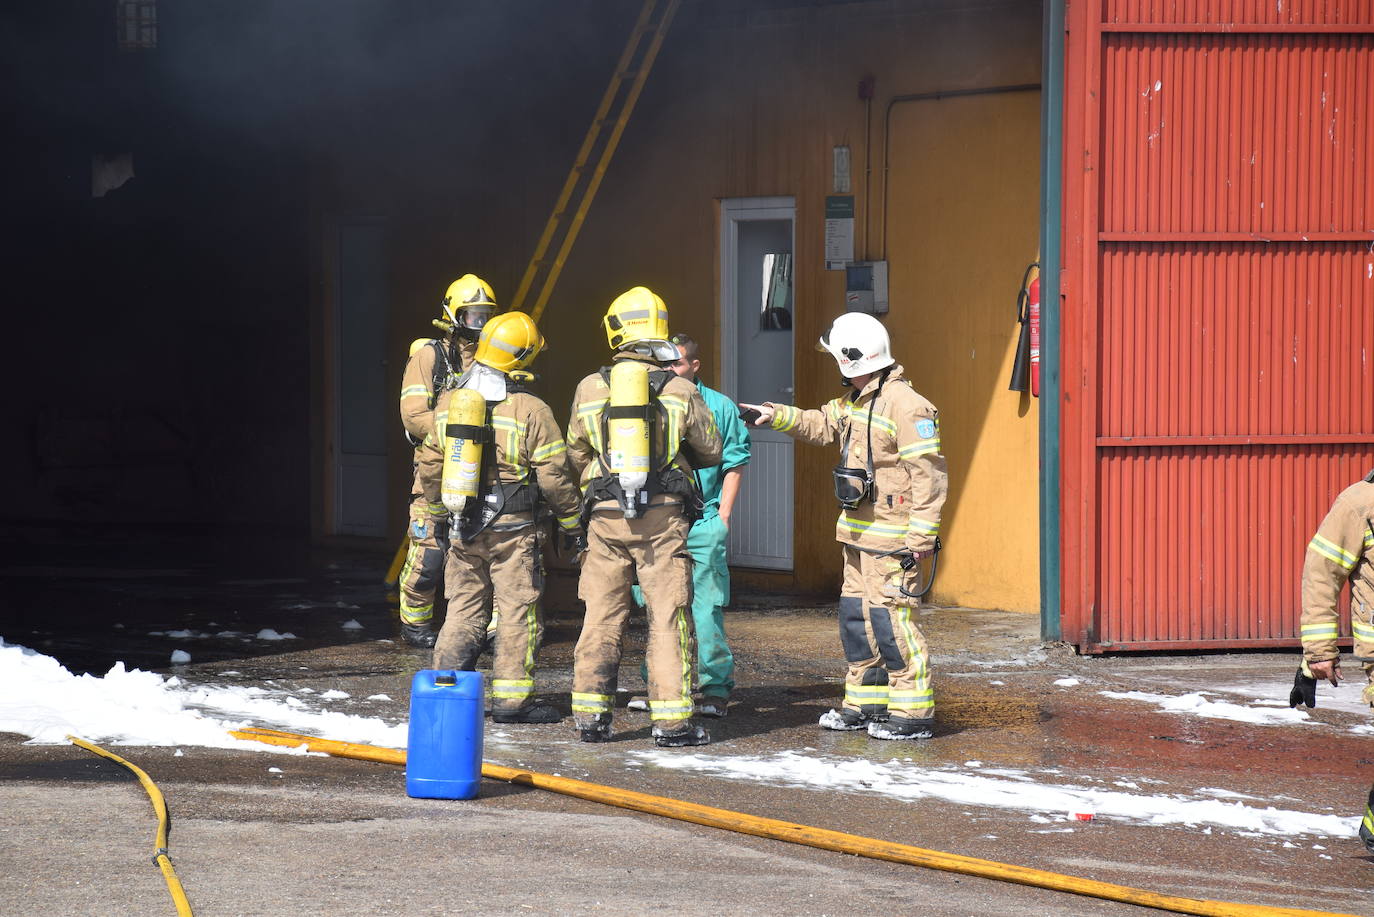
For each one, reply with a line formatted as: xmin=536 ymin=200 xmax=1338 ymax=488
xmin=432 ymin=517 xmax=451 ymax=551
xmin=1288 ymin=664 xmax=1317 ymax=709
xmin=561 ymin=529 xmax=587 ymax=559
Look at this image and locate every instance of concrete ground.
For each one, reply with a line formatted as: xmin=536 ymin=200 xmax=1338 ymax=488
xmin=2 ymin=530 xmax=1371 ymax=916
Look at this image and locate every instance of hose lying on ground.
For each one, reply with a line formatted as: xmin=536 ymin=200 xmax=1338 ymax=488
xmin=68 ymin=736 xmax=194 ymax=917
xmin=229 ymin=726 xmax=1356 ymax=917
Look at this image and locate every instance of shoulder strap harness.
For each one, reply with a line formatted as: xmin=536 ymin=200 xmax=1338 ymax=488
xmin=583 ymin=367 xmax=703 ymax=525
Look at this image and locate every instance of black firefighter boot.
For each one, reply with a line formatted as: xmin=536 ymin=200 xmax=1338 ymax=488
xmin=1360 ymin=784 xmax=1374 ymax=854
xmin=400 ymin=621 xmax=437 ymax=649
xmin=576 ymin=713 xmax=612 ymax=743
xmin=652 ymin=722 xmax=710 ymax=748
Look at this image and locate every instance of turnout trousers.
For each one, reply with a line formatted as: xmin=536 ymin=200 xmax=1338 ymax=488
xmin=398 ymin=469 xmax=444 ymax=627
xmin=633 ymin=513 xmax=735 ymax=699
xmin=573 ymin=503 xmax=695 ymax=730
xmin=433 ymin=522 xmax=544 ymax=717
xmin=838 ymin=544 xmax=934 ymax=722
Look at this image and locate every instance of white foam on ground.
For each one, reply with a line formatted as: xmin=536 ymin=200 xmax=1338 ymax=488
xmin=633 ymin=750 xmax=1359 ymax=840
xmin=1098 ymin=690 xmax=1313 ymax=726
xmin=1207 ymin=677 xmax=1373 ymax=720
xmin=0 ymin=639 xmax=406 ymax=750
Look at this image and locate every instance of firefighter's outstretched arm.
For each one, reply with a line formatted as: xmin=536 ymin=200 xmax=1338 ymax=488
xmin=742 ymin=399 xmax=846 ymax=448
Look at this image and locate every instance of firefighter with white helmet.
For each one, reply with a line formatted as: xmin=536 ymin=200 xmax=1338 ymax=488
xmin=396 ymin=274 xmax=500 ymax=647
xmin=566 ymin=286 xmax=723 ymax=747
xmin=1290 ymin=468 xmax=1374 ymax=853
xmin=415 ymin=311 xmax=584 ymax=723
xmin=742 ymin=312 xmax=948 ymax=740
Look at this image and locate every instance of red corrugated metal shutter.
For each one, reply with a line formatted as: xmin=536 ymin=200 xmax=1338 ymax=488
xmin=1061 ymin=2 xmax=1374 ymax=651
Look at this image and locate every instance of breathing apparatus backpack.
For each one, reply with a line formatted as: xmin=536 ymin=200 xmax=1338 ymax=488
xmin=584 ymin=363 xmax=703 ymax=525
xmin=440 ymin=374 xmax=543 ymax=543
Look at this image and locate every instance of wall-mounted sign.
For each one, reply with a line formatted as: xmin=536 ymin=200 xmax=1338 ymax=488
xmin=824 ymin=194 xmax=854 ymax=270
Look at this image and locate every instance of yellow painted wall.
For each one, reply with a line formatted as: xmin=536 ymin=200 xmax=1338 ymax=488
xmin=329 ymin=0 xmax=1045 ymax=612
xmin=885 ymin=92 xmax=1042 ymax=612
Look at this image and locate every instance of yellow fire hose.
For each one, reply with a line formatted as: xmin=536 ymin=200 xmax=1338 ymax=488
xmin=68 ymin=736 xmax=194 ymax=917
xmin=230 ymin=727 xmax=1356 ymax=917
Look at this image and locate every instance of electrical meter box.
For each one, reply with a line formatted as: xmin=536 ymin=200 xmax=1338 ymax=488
xmin=844 ymin=261 xmax=888 ymax=315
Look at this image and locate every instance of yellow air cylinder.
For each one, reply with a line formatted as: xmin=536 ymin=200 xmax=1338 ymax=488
xmin=408 ymin=338 xmax=433 ymax=357
xmin=607 ymin=361 xmax=651 ymax=517
xmin=441 ymin=388 xmax=488 ymax=515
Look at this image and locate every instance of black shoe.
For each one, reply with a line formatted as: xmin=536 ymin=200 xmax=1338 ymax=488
xmin=652 ymin=724 xmax=710 ymax=747
xmin=867 ymin=715 xmax=935 ymax=740
xmin=492 ymin=705 xmax=563 ymax=724
xmin=400 ymin=622 xmax=436 ymax=648
xmin=576 ymin=714 xmax=612 ymax=743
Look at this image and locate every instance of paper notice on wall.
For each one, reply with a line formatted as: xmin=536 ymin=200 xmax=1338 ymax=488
xmin=824 ymin=195 xmax=854 ymax=270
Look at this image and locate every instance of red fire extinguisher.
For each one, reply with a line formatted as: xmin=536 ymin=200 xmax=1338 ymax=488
xmin=1028 ymin=271 xmax=1041 ymax=398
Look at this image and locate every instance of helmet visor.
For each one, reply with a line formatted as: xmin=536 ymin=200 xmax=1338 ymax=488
xmin=457 ymin=303 xmax=494 ymax=331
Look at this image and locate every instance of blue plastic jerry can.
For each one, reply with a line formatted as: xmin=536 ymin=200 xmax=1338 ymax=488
xmin=406 ymin=670 xmax=484 ymax=800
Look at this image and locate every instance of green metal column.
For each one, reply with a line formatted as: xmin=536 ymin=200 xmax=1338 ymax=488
xmin=1038 ymin=0 xmax=1065 ymax=642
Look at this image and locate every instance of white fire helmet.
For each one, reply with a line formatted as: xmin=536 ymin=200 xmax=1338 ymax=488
xmin=817 ymin=312 xmax=894 ymax=378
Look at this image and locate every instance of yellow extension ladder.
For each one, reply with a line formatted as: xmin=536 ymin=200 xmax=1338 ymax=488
xmin=510 ymin=0 xmax=681 ymax=323
xmin=386 ymin=0 xmax=678 ymax=588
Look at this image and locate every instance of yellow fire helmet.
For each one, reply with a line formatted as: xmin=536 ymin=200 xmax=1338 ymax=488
xmin=437 ymin=274 xmax=499 ymax=336
xmin=603 ymin=286 xmax=670 ymax=351
xmin=474 ymin=311 xmax=546 ymax=374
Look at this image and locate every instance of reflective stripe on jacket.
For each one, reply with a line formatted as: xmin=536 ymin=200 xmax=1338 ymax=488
xmin=768 ymin=363 xmax=946 ymax=553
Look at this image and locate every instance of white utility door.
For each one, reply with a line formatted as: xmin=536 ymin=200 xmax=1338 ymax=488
xmin=720 ymin=197 xmax=795 ymax=570
xmin=332 ymin=219 xmax=389 ymax=536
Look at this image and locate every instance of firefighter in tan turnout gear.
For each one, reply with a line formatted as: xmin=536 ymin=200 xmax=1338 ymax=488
xmin=416 ymin=311 xmax=584 ymax=723
xmin=742 ymin=312 xmax=947 ymax=740
xmin=397 ymin=274 xmax=498 ymax=648
xmin=566 ymin=287 xmax=723 ymax=747
xmin=1290 ymin=468 xmax=1374 ymax=853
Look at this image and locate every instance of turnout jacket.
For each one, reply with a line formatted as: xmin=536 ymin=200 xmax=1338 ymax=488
xmin=399 ymin=337 xmax=476 ymax=445
xmin=417 ymin=386 xmax=584 ymax=535
xmin=767 ymin=364 xmax=946 ymax=554
xmin=1300 ymin=477 xmax=1374 ymax=664
xmin=566 ymin=351 xmax=723 ymax=507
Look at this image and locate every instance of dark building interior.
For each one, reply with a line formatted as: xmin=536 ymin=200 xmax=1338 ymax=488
xmin=3 ymin=0 xmax=632 ymax=534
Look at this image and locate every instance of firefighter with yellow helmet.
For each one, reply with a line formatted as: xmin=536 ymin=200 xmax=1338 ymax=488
xmin=415 ymin=311 xmax=584 ymax=723
xmin=1290 ymin=468 xmax=1374 ymax=853
xmin=566 ymin=286 xmax=723 ymax=746
xmin=397 ymin=274 xmax=499 ymax=647
xmin=742 ymin=312 xmax=948 ymax=740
